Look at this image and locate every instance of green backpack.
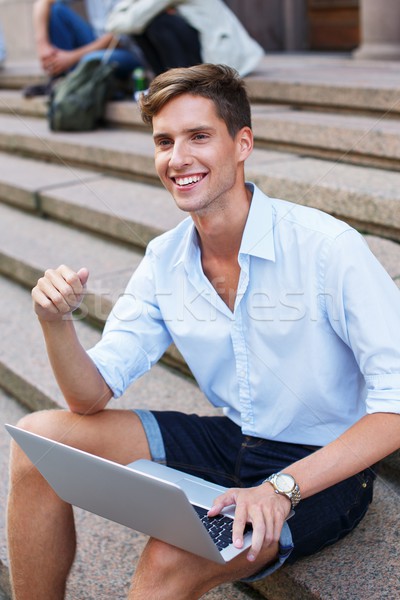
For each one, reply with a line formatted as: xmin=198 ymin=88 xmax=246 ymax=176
xmin=48 ymin=58 xmax=116 ymax=132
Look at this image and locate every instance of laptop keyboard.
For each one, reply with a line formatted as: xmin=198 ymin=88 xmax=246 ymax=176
xmin=193 ymin=505 xmax=252 ymax=551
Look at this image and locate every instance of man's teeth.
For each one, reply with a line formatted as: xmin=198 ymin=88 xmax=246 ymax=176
xmin=176 ymin=175 xmax=202 ymax=186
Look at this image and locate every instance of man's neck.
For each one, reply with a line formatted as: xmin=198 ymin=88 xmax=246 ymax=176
xmin=193 ymin=186 xmax=252 ymax=262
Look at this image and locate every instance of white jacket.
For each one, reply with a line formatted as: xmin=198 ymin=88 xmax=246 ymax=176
xmin=106 ymin=0 xmax=264 ymax=76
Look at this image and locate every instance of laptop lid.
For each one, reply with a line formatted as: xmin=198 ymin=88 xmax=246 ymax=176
xmin=5 ymin=424 xmax=252 ymax=563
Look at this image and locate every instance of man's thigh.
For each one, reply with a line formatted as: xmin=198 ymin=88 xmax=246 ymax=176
xmin=287 ymin=467 xmax=375 ymax=563
xmin=16 ymin=408 xmax=151 ymax=465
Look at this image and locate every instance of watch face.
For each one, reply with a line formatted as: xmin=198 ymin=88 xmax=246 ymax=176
xmin=276 ymin=473 xmax=295 ymax=493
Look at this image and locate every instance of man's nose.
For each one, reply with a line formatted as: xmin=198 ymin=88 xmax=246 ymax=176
xmin=169 ymin=141 xmax=192 ymax=170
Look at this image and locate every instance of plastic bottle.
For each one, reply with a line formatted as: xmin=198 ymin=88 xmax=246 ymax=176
xmin=133 ymin=67 xmax=147 ymax=101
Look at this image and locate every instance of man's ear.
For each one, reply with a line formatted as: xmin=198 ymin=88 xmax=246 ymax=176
xmin=237 ymin=126 xmax=253 ymax=162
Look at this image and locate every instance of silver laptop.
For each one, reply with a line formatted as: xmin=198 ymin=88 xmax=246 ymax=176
xmin=5 ymin=423 xmax=253 ymax=564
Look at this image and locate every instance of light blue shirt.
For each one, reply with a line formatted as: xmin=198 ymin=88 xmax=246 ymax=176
xmin=88 ymin=183 xmax=400 ymax=446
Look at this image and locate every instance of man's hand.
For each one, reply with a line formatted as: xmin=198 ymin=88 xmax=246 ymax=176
xmin=32 ymin=265 xmax=89 ymax=322
xmin=208 ymin=482 xmax=291 ymax=562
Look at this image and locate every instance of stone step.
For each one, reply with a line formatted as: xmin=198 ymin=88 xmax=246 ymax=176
xmin=0 ymin=115 xmax=399 ymax=241
xmin=251 ymin=105 xmax=400 ymax=171
xmin=245 ymin=55 xmax=400 ymax=117
xmin=2 ymin=89 xmax=400 ymax=172
xmin=2 ymin=55 xmax=400 ymax=117
xmin=0 ymin=62 xmax=44 ymax=91
xmin=1 ymin=157 xmax=399 ymax=293
xmin=1 ymin=277 xmax=399 ymax=600
xmin=0 ymin=151 xmax=184 ymax=249
xmin=0 ymin=201 xmax=141 ymax=323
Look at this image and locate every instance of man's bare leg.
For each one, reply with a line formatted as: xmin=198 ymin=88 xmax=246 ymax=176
xmin=129 ymin=536 xmax=279 ymax=600
xmin=7 ymin=408 xmax=151 ymax=600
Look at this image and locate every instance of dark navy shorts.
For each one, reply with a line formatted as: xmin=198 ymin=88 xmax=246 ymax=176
xmin=134 ymin=410 xmax=376 ymax=581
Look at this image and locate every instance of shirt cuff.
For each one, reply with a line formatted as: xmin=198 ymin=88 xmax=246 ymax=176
xmin=365 ymin=373 xmax=400 ymax=414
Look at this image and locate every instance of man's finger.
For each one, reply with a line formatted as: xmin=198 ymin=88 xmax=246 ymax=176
xmin=32 ymin=286 xmax=61 ymax=316
xmin=207 ymin=489 xmax=237 ymax=516
xmin=77 ymin=267 xmax=89 ymax=287
xmin=56 ymin=265 xmax=86 ymax=297
xmin=231 ymin=503 xmax=249 ymax=549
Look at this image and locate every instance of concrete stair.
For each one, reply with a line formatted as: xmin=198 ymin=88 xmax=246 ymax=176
xmin=0 ymin=55 xmax=399 ymax=599
xmin=4 ymin=88 xmax=400 ymax=172
xmin=245 ymin=55 xmax=400 ymax=117
xmin=1 ymin=99 xmax=400 ymax=241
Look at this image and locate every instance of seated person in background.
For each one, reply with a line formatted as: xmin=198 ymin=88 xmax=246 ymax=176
xmin=24 ymin=0 xmax=144 ymax=97
xmin=107 ymin=0 xmax=264 ymax=76
xmin=131 ymin=8 xmax=202 ymax=76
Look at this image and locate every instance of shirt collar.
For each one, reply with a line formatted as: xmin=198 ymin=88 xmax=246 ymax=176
xmin=180 ymin=182 xmax=276 ymax=270
xmin=240 ymin=183 xmax=276 ymax=262
xmin=174 ymin=220 xmax=200 ymax=270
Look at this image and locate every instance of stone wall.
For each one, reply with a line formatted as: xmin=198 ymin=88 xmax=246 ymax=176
xmin=0 ymin=0 xmax=36 ymax=62
xmin=0 ymin=0 xmax=86 ymax=62
xmin=224 ymin=0 xmax=309 ymax=51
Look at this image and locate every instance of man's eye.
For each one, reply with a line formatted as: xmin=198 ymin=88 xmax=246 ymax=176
xmin=193 ymin=134 xmax=208 ymax=141
xmin=158 ymin=139 xmax=172 ymax=147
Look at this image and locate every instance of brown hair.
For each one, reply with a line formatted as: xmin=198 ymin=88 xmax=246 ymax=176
xmin=139 ymin=63 xmax=252 ymax=138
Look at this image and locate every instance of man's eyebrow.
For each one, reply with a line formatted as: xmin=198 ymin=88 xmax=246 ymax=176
xmin=153 ymin=126 xmax=216 ymax=141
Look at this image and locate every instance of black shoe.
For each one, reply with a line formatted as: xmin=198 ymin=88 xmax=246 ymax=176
xmin=22 ymin=80 xmax=53 ymax=99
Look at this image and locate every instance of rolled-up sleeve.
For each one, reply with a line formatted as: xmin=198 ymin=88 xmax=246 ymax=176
xmin=364 ymin=374 xmax=400 ymax=414
xmin=87 ymin=249 xmax=173 ymax=398
xmin=324 ymin=229 xmax=400 ymax=415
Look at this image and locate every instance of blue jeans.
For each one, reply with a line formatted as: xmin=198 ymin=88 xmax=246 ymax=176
xmin=135 ymin=410 xmax=376 ymax=580
xmin=49 ymin=3 xmax=142 ymax=78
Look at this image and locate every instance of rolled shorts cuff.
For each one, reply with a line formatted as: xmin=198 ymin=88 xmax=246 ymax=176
xmin=240 ymin=520 xmax=294 ymax=583
xmin=134 ymin=409 xmax=167 ymax=463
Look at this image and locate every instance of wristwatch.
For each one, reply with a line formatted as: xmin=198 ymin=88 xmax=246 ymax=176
xmin=264 ymin=472 xmax=301 ymax=509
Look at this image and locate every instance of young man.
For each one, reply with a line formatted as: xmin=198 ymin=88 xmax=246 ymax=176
xmin=7 ymin=64 xmax=400 ymax=599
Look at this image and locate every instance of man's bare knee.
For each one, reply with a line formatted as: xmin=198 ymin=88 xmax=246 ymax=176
xmin=14 ymin=409 xmax=75 ymax=442
xmin=140 ymin=537 xmax=183 ymax=571
xmin=132 ymin=539 xmax=213 ymax=599
xmin=11 ymin=407 xmax=151 ymax=467
xmin=131 ymin=537 xmax=277 ymax=599
xmin=9 ymin=410 xmax=64 ymax=478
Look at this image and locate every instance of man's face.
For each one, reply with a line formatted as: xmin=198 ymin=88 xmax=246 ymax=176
xmin=152 ymin=93 xmax=250 ymax=217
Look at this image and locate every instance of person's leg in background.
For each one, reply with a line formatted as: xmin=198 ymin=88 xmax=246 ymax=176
xmin=134 ymin=12 xmax=202 ymax=75
xmin=26 ymin=3 xmax=143 ymax=97
xmin=48 ymin=1 xmax=95 ymax=51
xmin=81 ymin=47 xmax=143 ymax=79
xmin=23 ymin=2 xmax=95 ymax=97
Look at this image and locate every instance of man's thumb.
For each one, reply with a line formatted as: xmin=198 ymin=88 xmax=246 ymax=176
xmin=77 ymin=267 xmax=89 ymax=287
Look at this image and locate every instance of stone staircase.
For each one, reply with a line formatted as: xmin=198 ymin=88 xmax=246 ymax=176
xmin=0 ymin=54 xmax=399 ymax=599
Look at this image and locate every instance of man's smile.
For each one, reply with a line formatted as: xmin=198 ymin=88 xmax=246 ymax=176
xmin=172 ymin=173 xmax=207 ymax=188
